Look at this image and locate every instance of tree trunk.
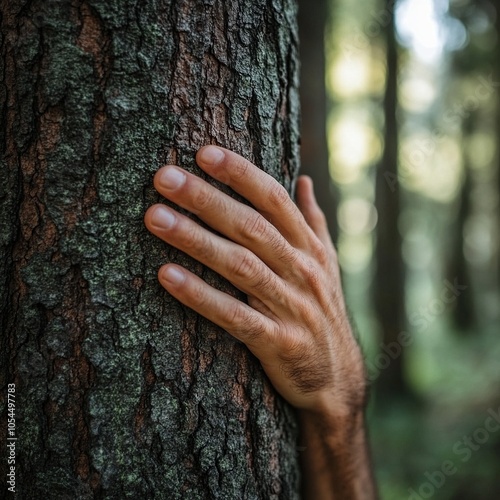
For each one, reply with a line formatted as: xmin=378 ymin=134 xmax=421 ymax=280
xmin=495 ymin=0 xmax=500 ymax=292
xmin=448 ymin=113 xmax=475 ymax=333
xmin=297 ymin=0 xmax=337 ymax=241
xmin=1 ymin=1 xmax=301 ymax=498
xmin=373 ymin=0 xmax=409 ymax=398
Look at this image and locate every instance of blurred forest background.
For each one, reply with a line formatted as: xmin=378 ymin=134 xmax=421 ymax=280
xmin=298 ymin=0 xmax=500 ymax=498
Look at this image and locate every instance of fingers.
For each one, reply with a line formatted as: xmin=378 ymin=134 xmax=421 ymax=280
xmin=152 ymin=165 xmax=298 ymax=277
xmin=144 ymin=204 xmax=288 ymax=313
xmin=158 ymin=264 xmax=276 ymax=351
xmin=295 ymin=176 xmax=335 ymax=252
xmin=195 ymin=146 xmax=318 ymax=251
xmin=144 ymin=149 xmax=358 ymax=412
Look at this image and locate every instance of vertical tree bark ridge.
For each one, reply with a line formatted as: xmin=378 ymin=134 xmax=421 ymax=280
xmin=1 ymin=0 xmax=301 ymax=498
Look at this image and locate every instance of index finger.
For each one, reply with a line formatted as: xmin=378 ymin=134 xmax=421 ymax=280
xmin=196 ymin=146 xmax=318 ymax=251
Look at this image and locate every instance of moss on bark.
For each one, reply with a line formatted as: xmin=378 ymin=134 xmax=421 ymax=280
xmin=1 ymin=0 xmax=301 ymax=498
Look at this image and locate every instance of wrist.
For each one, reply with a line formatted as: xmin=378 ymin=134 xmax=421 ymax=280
xmin=297 ymin=370 xmax=367 ymax=440
xmin=307 ymin=348 xmax=367 ymax=422
xmin=298 ymin=399 xmax=365 ymax=441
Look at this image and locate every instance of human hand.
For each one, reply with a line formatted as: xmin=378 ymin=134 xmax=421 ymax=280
xmin=144 ymin=146 xmax=366 ymax=418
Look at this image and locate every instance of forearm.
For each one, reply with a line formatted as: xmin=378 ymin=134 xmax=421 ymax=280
xmin=298 ymin=406 xmax=377 ymax=500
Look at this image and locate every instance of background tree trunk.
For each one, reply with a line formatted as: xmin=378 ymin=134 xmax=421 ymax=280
xmin=495 ymin=0 xmax=500 ymax=293
xmin=448 ymin=113 xmax=475 ymax=332
xmin=1 ymin=1 xmax=301 ymax=498
xmin=297 ymin=0 xmax=337 ymax=241
xmin=373 ymin=0 xmax=409 ymax=398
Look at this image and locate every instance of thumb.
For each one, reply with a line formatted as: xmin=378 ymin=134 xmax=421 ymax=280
xmin=295 ymin=175 xmax=335 ymax=251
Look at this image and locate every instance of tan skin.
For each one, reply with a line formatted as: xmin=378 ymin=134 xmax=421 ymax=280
xmin=144 ymin=146 xmax=378 ymax=499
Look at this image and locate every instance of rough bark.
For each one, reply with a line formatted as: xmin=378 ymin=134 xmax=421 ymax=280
xmin=373 ymin=0 xmax=408 ymax=398
xmin=0 ymin=0 xmax=301 ymax=498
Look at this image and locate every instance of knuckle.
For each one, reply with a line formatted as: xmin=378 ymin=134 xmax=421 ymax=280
xmin=226 ymin=305 xmax=264 ymax=339
xmin=226 ymin=302 xmax=244 ymax=328
xmin=240 ymin=213 xmax=268 ymax=241
xmin=240 ymin=214 xmax=296 ymax=266
xmin=268 ymin=183 xmax=290 ymax=209
xmin=190 ymin=281 xmax=207 ymax=308
xmin=299 ymin=258 xmax=323 ymax=292
xmin=231 ymin=250 xmax=259 ymax=281
xmin=273 ymin=238 xmax=298 ymax=265
xmin=230 ymin=250 xmax=276 ymax=293
xmin=181 ymin=222 xmax=199 ymax=250
xmin=182 ymin=223 xmax=212 ymax=260
xmin=193 ymin=185 xmax=215 ymax=211
xmin=239 ymin=315 xmax=266 ymax=342
xmin=312 ymin=241 xmax=329 ymax=266
xmin=232 ymin=158 xmax=250 ymax=181
xmin=276 ymin=330 xmax=304 ymax=356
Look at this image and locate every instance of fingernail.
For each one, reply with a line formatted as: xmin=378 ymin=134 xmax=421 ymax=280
xmin=159 ymin=167 xmax=186 ymax=190
xmin=200 ymin=146 xmax=224 ymax=165
xmin=162 ymin=266 xmax=185 ymax=285
xmin=151 ymin=206 xmax=175 ymax=229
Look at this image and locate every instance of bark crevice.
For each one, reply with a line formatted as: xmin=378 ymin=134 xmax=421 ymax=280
xmin=2 ymin=1 xmax=301 ymax=497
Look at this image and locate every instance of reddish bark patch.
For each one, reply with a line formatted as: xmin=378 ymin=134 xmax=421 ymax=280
xmin=19 ymin=105 xmax=64 ymax=248
xmin=77 ymin=3 xmax=109 ymax=83
xmin=41 ymin=265 xmax=97 ymax=486
xmin=77 ymin=3 xmax=109 ymax=216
